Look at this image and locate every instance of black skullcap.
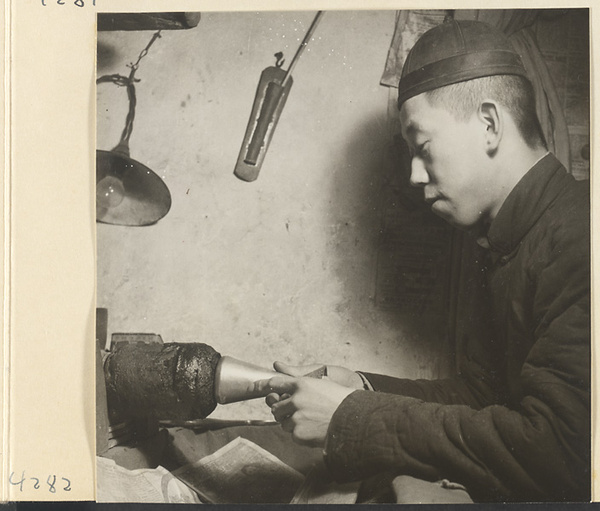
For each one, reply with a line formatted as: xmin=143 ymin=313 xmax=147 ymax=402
xmin=397 ymin=19 xmax=529 ymax=109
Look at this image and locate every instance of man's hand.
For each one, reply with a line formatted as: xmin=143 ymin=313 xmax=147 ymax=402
xmin=273 ymin=361 xmax=365 ymax=389
xmin=257 ymin=375 xmax=357 ymax=448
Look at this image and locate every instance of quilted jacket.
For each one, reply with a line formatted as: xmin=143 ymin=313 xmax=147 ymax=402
xmin=324 ymin=154 xmax=590 ymax=502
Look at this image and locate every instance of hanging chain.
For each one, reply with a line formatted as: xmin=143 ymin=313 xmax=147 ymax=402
xmin=97 ymin=30 xmax=162 ymax=148
xmin=127 ymin=30 xmax=162 ymax=79
xmin=96 ymin=30 xmax=162 ymax=87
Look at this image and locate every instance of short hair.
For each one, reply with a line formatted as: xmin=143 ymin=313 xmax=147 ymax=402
xmin=423 ymin=75 xmax=547 ymax=150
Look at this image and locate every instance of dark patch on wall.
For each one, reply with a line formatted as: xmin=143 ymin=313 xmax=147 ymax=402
xmin=326 ymin=113 xmax=454 ymax=376
xmin=374 ymin=135 xmax=453 ymax=318
xmin=97 ymin=41 xmax=119 ymax=72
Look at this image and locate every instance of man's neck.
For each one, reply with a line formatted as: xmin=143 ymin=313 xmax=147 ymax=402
xmin=488 ymin=144 xmax=549 ymax=222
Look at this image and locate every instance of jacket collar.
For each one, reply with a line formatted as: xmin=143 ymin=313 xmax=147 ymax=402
xmin=483 ymin=153 xmax=568 ymax=255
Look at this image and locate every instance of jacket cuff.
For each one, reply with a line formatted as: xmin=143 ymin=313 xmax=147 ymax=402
xmin=360 ymin=371 xmax=437 ymax=400
xmin=323 ymin=390 xmax=366 ymax=481
xmin=323 ymin=388 xmax=427 ymax=483
xmin=323 ymin=390 xmax=396 ymax=481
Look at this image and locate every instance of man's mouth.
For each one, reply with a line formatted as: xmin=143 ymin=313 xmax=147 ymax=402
xmin=424 ymin=196 xmax=440 ymax=206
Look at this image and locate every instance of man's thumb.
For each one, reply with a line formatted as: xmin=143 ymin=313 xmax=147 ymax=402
xmin=273 ymin=361 xmax=316 ymax=377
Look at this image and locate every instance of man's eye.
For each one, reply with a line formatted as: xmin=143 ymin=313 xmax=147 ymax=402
xmin=416 ymin=142 xmax=429 ymax=158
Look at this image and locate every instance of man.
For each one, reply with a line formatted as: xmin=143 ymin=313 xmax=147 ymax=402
xmin=258 ymin=19 xmax=590 ymax=502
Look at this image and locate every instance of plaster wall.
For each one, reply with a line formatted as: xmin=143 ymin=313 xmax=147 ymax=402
xmin=96 ymin=10 xmax=452 ymax=420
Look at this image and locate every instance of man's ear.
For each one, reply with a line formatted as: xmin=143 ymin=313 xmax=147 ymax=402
xmin=478 ymin=101 xmax=502 ymax=155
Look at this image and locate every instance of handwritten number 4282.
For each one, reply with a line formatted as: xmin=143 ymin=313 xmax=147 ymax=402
xmin=41 ymin=0 xmax=96 ymax=6
xmin=9 ymin=471 xmax=71 ymax=493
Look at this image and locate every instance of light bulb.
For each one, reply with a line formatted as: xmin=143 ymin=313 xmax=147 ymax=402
xmin=97 ymin=175 xmax=125 ymax=209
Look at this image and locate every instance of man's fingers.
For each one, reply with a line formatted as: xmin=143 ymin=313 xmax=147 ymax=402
xmin=280 ymin=417 xmax=295 ymax=433
xmin=265 ymin=392 xmax=291 ymax=407
xmin=254 ymin=375 xmax=297 ymax=395
xmin=271 ymin=397 xmax=296 ymax=422
xmin=273 ymin=361 xmax=304 ymax=376
xmin=265 ymin=392 xmax=280 ymax=407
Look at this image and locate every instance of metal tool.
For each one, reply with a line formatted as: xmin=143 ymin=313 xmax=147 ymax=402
xmin=158 ymin=418 xmax=279 ymax=431
xmin=234 ymin=11 xmax=324 ymax=182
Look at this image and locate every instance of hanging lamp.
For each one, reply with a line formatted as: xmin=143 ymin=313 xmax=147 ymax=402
xmin=96 ymin=31 xmax=171 ymax=226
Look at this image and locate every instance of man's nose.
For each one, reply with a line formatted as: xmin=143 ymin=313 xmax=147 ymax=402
xmin=409 ymin=158 xmax=429 ymax=187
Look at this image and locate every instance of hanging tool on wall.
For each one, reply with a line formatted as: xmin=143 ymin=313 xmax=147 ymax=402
xmin=234 ymin=11 xmax=324 ymax=182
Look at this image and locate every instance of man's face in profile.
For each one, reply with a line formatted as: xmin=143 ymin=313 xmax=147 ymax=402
xmin=399 ymin=93 xmax=495 ymax=230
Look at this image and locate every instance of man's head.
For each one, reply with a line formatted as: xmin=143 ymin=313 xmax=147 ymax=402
xmin=423 ymin=75 xmax=546 ymax=150
xmin=397 ymin=20 xmax=547 ymax=230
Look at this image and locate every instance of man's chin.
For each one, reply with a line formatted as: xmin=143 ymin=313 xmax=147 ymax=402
xmin=430 ymin=204 xmax=461 ymax=228
xmin=433 ymin=209 xmax=482 ymax=232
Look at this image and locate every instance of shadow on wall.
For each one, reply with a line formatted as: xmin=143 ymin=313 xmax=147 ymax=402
xmin=97 ymin=41 xmax=119 ymax=73
xmin=326 ymin=111 xmax=455 ymax=377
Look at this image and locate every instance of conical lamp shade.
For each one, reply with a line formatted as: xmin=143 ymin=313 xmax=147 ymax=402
xmin=96 ymin=149 xmax=172 ymax=226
